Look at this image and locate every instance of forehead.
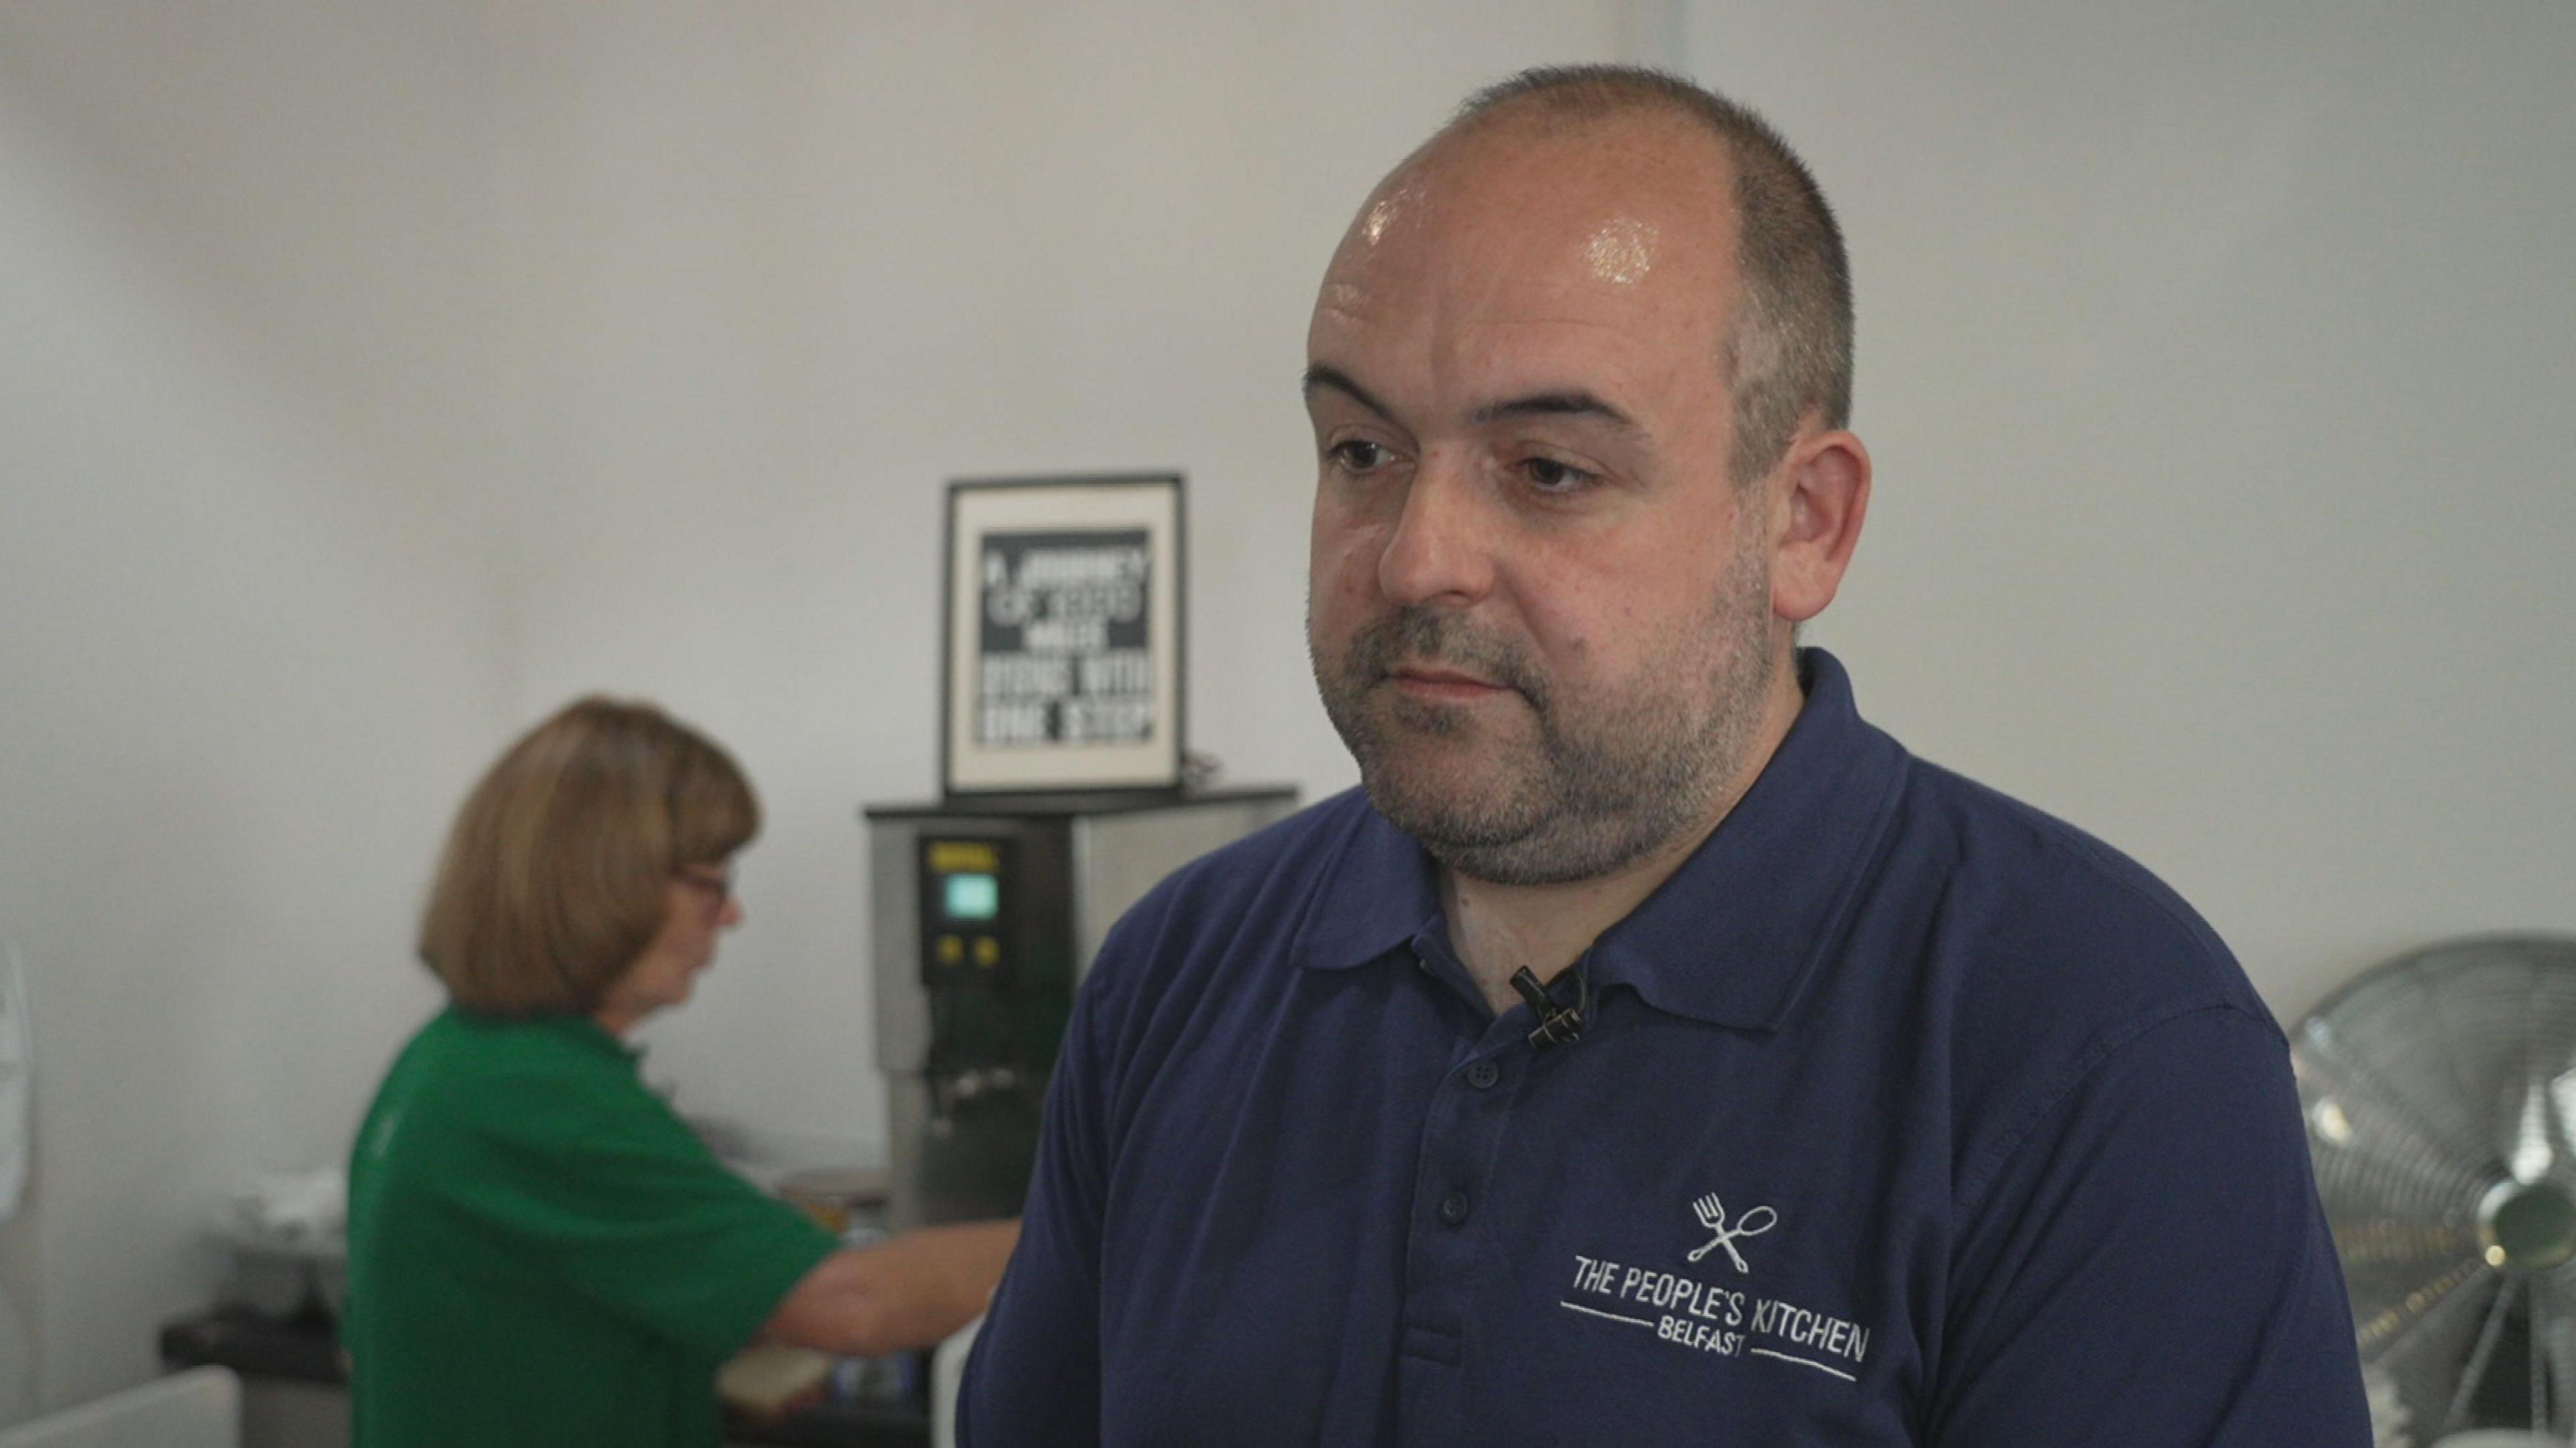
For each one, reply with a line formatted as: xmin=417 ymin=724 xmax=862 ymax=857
xmin=1309 ymin=113 xmax=1743 ymax=397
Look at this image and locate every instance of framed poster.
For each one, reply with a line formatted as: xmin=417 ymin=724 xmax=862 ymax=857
xmin=942 ymin=474 xmax=1185 ymax=794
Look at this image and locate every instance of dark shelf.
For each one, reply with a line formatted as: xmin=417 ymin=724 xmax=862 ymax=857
xmin=158 ymin=1308 xmax=932 ymax=1447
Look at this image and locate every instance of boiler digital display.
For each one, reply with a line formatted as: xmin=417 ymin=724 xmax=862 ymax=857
xmin=943 ymin=873 xmax=1000 ymax=922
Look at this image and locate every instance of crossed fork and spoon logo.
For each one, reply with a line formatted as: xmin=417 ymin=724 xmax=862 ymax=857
xmin=1685 ymin=1192 xmax=1776 ymax=1273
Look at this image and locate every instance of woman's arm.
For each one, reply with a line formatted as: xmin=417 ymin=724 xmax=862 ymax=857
xmin=762 ymin=1218 xmax=1022 ymax=1357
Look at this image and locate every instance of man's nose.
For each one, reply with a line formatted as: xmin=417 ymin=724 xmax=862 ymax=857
xmin=1377 ymin=452 xmax=1495 ymax=608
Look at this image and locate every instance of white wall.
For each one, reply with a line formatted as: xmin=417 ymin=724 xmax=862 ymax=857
xmin=0 ymin=3 xmax=515 ymax=1416
xmin=479 ymin=1 xmax=1635 ymax=1154
xmin=0 ymin=0 xmax=1638 ymax=1417
xmin=1674 ymin=1 xmax=2576 ymax=1018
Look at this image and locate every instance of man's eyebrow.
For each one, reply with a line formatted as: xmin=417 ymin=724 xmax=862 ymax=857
xmin=1469 ymin=390 xmax=1641 ymax=435
xmin=1301 ymin=364 xmax=1395 ymax=421
xmin=1303 ymin=367 xmax=1643 ymax=437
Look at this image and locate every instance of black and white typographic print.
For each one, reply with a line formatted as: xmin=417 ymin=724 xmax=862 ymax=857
xmin=975 ymin=528 xmax=1154 ymax=748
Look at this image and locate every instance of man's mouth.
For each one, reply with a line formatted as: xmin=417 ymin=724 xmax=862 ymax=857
xmin=1386 ymin=663 xmax=1513 ymax=700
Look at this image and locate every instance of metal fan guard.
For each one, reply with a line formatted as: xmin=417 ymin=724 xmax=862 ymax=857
xmin=2295 ymin=934 xmax=2576 ymax=1447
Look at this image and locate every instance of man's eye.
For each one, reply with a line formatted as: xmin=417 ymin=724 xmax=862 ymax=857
xmin=1519 ymin=457 xmax=1597 ymax=493
xmin=1328 ymin=440 xmax=1391 ymax=473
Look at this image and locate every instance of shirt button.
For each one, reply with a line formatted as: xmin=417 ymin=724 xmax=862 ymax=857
xmin=1438 ymin=1190 xmax=1471 ymax=1226
xmin=1466 ymin=1060 xmax=1501 ymax=1090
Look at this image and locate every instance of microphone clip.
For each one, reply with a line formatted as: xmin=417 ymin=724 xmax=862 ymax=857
xmin=1510 ymin=966 xmax=1587 ymax=1050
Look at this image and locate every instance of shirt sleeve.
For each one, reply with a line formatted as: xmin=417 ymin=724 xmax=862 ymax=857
xmin=1929 ymin=1005 xmax=2371 ymax=1447
xmin=437 ymin=1064 xmax=839 ymax=1363
xmin=957 ymin=938 xmax=1118 ymax=1446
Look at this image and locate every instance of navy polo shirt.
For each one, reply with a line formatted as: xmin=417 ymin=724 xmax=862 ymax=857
xmin=961 ymin=650 xmax=2369 ymax=1446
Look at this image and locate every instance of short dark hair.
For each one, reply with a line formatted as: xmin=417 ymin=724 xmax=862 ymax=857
xmin=418 ymin=697 xmax=759 ymax=1016
xmin=1452 ymin=66 xmax=1853 ymax=486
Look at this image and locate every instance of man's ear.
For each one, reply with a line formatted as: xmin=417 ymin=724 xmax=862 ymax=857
xmin=1770 ymin=425 xmax=1871 ymax=624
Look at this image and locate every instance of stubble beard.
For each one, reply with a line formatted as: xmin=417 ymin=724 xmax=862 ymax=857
xmin=1309 ymin=542 xmax=1777 ymax=887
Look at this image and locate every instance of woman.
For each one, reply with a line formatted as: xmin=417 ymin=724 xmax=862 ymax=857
xmin=344 ymin=697 xmax=1016 ymax=1447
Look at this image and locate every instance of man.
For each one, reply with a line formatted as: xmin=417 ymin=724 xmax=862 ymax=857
xmin=961 ymin=66 xmax=2369 ymax=1445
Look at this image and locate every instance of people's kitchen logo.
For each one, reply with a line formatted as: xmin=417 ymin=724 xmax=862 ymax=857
xmin=1555 ymin=1186 xmax=1873 ymax=1382
xmin=1686 ymin=1191 xmax=1775 ymax=1273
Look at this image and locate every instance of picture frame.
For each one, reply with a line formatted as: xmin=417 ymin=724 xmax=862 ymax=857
xmin=941 ymin=474 xmax=1185 ymax=795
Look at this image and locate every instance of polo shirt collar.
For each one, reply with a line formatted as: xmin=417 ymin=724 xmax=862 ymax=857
xmin=568 ymin=1016 xmax=648 ymax=1064
xmin=1588 ymin=649 xmax=1907 ymax=1031
xmin=1293 ymin=648 xmax=1907 ymax=1034
xmin=1292 ymin=789 xmax=1446 ymax=974
xmin=455 ymin=1005 xmax=647 ymax=1064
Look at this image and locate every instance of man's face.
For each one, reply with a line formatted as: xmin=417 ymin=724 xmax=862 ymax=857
xmin=1303 ymin=115 xmax=1788 ymax=886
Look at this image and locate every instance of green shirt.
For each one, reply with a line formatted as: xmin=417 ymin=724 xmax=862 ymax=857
xmin=344 ymin=1007 xmax=837 ymax=1448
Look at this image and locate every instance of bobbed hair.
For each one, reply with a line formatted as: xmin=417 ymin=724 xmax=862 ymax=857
xmin=417 ymin=696 xmax=758 ymax=1017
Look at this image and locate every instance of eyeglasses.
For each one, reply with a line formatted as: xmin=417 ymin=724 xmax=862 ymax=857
xmin=676 ymin=865 xmax=735 ymax=906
